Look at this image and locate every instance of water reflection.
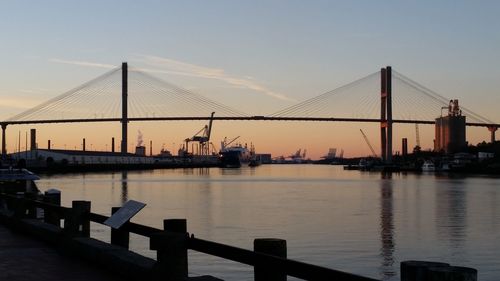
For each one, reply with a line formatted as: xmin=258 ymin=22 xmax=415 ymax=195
xmin=121 ymin=171 xmax=128 ymax=204
xmin=379 ymin=173 xmax=396 ymax=280
xmin=193 ymin=175 xmax=214 ymax=237
xmin=435 ymin=179 xmax=467 ymax=256
xmin=220 ymin=168 xmax=244 ymax=176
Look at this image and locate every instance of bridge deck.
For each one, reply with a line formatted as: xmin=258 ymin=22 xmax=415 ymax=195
xmin=2 ymin=117 xmax=497 ymax=127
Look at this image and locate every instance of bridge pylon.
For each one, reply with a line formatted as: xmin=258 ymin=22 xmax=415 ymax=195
xmin=488 ymin=126 xmax=497 ymax=143
xmin=380 ymin=66 xmax=393 ymax=163
xmin=1 ymin=123 xmax=6 ymax=159
xmin=121 ymin=62 xmax=128 ymax=154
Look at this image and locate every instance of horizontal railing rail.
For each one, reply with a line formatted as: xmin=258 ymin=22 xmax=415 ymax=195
xmin=88 ymin=212 xmax=162 ymax=237
xmin=188 ymin=237 xmax=376 ymax=281
xmin=0 ymin=191 xmax=477 ymax=281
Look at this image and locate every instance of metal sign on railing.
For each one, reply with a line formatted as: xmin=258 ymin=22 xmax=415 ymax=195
xmin=104 ymin=200 xmax=146 ymax=229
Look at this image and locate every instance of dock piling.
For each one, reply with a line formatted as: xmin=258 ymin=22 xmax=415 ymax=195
xmin=254 ymin=238 xmax=287 ymax=281
xmin=401 ymin=261 xmax=449 ymax=281
xmin=43 ymin=189 xmax=61 ymax=226
xmin=150 ymin=218 xmax=188 ymax=281
xmin=13 ymin=192 xmax=27 ymax=218
xmin=427 ymin=266 xmax=477 ymax=281
xmin=64 ymin=200 xmax=90 ymax=237
xmin=24 ymin=192 xmax=37 ymax=219
xmin=400 ymin=260 xmax=477 ymax=281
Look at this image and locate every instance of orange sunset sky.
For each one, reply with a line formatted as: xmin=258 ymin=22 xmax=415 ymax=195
xmin=1 ymin=1 xmax=499 ymax=159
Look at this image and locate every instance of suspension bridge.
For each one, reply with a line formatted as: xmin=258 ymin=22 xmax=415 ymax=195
xmin=1 ymin=63 xmax=498 ymax=161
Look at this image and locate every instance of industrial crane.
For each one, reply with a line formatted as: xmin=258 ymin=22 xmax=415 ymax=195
xmin=221 ymin=135 xmax=240 ymax=150
xmin=359 ymin=129 xmax=377 ymax=158
xmin=414 ymin=124 xmax=421 ymax=153
xmin=183 ymin=112 xmax=215 ymax=156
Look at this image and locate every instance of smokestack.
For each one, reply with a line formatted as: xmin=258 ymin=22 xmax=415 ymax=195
xmin=30 ymin=129 xmax=36 ymax=150
xmin=402 ymin=138 xmax=408 ymax=157
xmin=150 ymin=140 xmax=152 ymax=156
xmin=112 ymin=137 xmax=115 ymax=153
xmin=48 ymin=140 xmax=51 ymax=150
xmin=83 ymin=138 xmax=86 ymax=152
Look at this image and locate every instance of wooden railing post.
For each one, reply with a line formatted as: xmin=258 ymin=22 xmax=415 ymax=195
xmin=254 ymin=238 xmax=287 ymax=281
xmin=13 ymin=192 xmax=27 ymax=218
xmin=150 ymin=218 xmax=188 ymax=281
xmin=64 ymin=200 xmax=91 ymax=237
xmin=110 ymin=206 xmax=129 ymax=249
xmin=43 ymin=189 xmax=61 ymax=226
xmin=24 ymin=192 xmax=38 ymax=219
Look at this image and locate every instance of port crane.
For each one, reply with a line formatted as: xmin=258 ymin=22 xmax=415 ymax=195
xmin=359 ymin=129 xmax=377 ymax=158
xmin=322 ymin=148 xmax=337 ymax=159
xmin=182 ymin=112 xmax=215 ymax=156
xmin=221 ymin=135 xmax=240 ymax=149
xmin=414 ymin=124 xmax=421 ymax=153
xmin=288 ymin=148 xmax=306 ymax=163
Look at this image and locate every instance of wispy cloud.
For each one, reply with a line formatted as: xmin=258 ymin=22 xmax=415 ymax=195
xmin=17 ymin=88 xmax=52 ymax=94
xmin=47 ymin=56 xmax=294 ymax=101
xmin=0 ymin=97 xmax=43 ymax=109
xmin=135 ymin=54 xmax=295 ymax=101
xmin=49 ymin=58 xmax=116 ymax=69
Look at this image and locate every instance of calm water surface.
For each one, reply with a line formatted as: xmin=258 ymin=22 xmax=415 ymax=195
xmin=37 ymin=165 xmax=500 ymax=280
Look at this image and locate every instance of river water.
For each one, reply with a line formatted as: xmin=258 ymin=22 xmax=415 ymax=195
xmin=36 ymin=165 xmax=500 ymax=280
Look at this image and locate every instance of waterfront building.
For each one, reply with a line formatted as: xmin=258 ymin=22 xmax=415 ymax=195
xmin=9 ymin=149 xmax=155 ymax=166
xmin=135 ymin=146 xmax=146 ymax=156
xmin=434 ymin=99 xmax=466 ymax=153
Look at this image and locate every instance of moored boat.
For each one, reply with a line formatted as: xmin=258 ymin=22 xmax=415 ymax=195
xmin=0 ymin=168 xmax=40 ymax=195
xmin=248 ymin=154 xmax=262 ymax=167
xmin=421 ymin=160 xmax=436 ymax=172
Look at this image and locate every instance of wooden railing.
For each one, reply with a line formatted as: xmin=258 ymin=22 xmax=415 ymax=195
xmin=0 ymin=191 xmax=477 ymax=281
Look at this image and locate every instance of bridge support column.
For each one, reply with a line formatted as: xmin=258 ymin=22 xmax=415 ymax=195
xmin=488 ymin=126 xmax=497 ymax=143
xmin=1 ymin=123 xmax=7 ymax=159
xmin=380 ymin=66 xmax=393 ymax=163
xmin=121 ymin=62 xmax=128 ymax=154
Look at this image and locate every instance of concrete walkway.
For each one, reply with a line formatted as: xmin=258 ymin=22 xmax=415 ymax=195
xmin=0 ymin=224 xmax=124 ymax=281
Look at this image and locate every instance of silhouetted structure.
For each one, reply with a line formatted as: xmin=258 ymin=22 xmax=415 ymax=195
xmin=380 ymin=67 xmax=393 ymax=163
xmin=435 ymin=100 xmax=466 ymax=153
xmin=402 ymin=138 xmax=408 ymax=157
xmin=1 ymin=64 xmax=498 ymax=161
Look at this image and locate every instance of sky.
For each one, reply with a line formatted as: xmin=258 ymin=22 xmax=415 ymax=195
xmin=1 ymin=0 xmax=499 ymax=159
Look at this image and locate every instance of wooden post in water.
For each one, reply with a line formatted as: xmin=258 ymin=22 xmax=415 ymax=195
xmin=150 ymin=218 xmax=188 ymax=281
xmin=254 ymin=238 xmax=287 ymax=281
xmin=110 ymin=207 xmax=129 ymax=249
xmin=401 ymin=260 xmax=449 ymax=281
xmin=427 ymin=266 xmax=477 ymax=281
xmin=64 ymin=200 xmax=90 ymax=237
xmin=43 ymin=189 xmax=61 ymax=226
xmin=402 ymin=261 xmax=477 ymax=281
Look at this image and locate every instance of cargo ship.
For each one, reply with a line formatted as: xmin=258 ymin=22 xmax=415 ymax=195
xmin=219 ymin=136 xmax=253 ymax=168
